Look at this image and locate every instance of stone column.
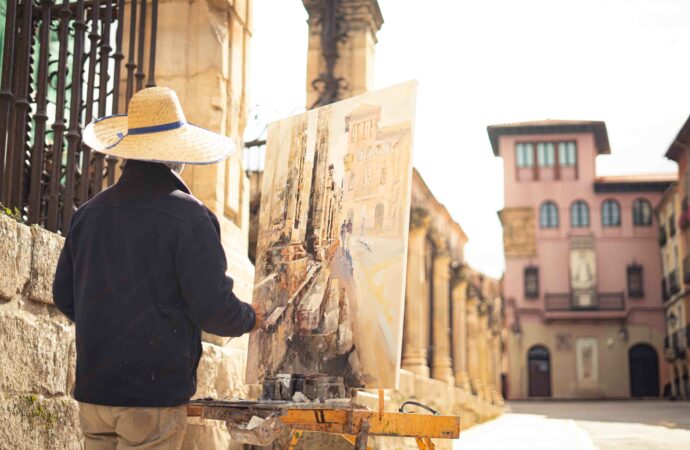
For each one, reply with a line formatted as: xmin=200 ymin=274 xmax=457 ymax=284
xmin=303 ymin=0 xmax=384 ymax=106
xmin=431 ymin=234 xmax=453 ymax=383
xmin=451 ymin=263 xmax=471 ymax=390
xmin=401 ymin=207 xmax=431 ymax=377
xmin=466 ymin=296 xmax=481 ymax=395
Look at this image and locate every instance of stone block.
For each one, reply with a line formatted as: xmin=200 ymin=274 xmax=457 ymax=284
xmin=26 ymin=225 xmax=64 ymax=305
xmin=194 ymin=342 xmax=248 ymax=400
xmin=0 ymin=313 xmax=74 ymax=396
xmin=0 ymin=214 xmax=32 ymax=301
xmin=0 ymin=394 xmax=82 ymax=450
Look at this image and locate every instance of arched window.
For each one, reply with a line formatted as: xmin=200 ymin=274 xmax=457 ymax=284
xmin=602 ymin=199 xmax=621 ymax=227
xmin=570 ymin=200 xmax=590 ymax=227
xmin=632 ymin=198 xmax=652 ymax=226
xmin=539 ymin=201 xmax=559 ymax=228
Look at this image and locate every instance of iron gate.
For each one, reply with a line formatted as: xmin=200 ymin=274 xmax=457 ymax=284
xmin=0 ymin=0 xmax=159 ymax=234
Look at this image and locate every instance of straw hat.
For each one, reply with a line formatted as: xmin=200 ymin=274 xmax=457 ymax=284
xmin=82 ymin=87 xmax=235 ymax=164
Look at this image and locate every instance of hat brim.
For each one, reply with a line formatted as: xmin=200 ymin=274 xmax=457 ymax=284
xmin=82 ymin=115 xmax=236 ymax=165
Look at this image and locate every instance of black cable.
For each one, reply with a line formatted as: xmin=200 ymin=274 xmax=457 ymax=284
xmin=398 ymin=400 xmax=440 ymax=415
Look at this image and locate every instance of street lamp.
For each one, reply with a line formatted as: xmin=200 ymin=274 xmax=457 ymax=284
xmin=618 ymin=324 xmax=629 ymax=341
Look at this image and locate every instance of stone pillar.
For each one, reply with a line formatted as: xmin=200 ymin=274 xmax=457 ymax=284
xmin=451 ymin=263 xmax=471 ymax=390
xmin=466 ymin=296 xmax=481 ymax=395
xmin=431 ymin=234 xmax=453 ymax=383
xmin=402 ymin=207 xmax=431 ymax=377
xmin=303 ymin=0 xmax=384 ymax=107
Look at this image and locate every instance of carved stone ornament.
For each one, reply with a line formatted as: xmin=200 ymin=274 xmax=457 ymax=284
xmin=409 ymin=206 xmax=430 ymax=230
xmin=499 ymin=207 xmax=536 ymax=257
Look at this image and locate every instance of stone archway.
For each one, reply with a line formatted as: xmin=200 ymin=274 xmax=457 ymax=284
xmin=629 ymin=343 xmax=659 ymax=397
xmin=528 ymin=345 xmax=551 ymax=397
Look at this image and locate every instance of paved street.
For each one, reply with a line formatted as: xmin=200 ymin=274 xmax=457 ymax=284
xmin=455 ymin=401 xmax=690 ymax=450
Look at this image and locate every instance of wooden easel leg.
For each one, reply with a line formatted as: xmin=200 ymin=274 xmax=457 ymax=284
xmin=423 ymin=437 xmax=435 ymax=450
xmin=415 ymin=437 xmax=427 ymax=450
xmin=354 ymin=420 xmax=370 ymax=450
xmin=285 ymin=430 xmax=302 ymax=450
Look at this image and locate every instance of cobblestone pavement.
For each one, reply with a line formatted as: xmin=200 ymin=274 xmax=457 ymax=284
xmin=455 ymin=401 xmax=690 ymax=450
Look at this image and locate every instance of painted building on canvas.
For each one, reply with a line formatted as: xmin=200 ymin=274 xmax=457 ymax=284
xmin=342 ymin=104 xmax=412 ymax=237
xmin=489 ymin=119 xmax=672 ymax=399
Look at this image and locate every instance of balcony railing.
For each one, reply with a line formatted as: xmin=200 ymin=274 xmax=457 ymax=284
xmin=669 ymin=270 xmax=680 ymax=295
xmin=659 ymin=227 xmax=668 ymax=247
xmin=665 ymin=329 xmax=688 ymax=361
xmin=662 ymin=278 xmax=670 ymax=302
xmin=669 ymin=215 xmax=677 ymax=237
xmin=544 ymin=292 xmax=625 ymax=312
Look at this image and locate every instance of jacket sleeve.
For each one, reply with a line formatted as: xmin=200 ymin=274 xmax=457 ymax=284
xmin=53 ymin=232 xmax=75 ymax=322
xmin=174 ymin=212 xmax=256 ymax=337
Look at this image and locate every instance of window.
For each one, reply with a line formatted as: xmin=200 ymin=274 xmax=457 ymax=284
xmin=537 ymin=143 xmax=555 ymax=167
xmin=571 ymin=200 xmax=590 ymax=227
xmin=632 ymin=198 xmax=652 ymax=226
xmin=357 ymin=150 xmax=364 ymax=161
xmin=516 ymin=143 xmax=534 ymax=167
xmin=525 ymin=266 xmax=539 ymax=298
xmin=348 ymin=173 xmax=354 ymax=191
xmin=558 ymin=142 xmax=577 ymax=166
xmin=367 ymin=147 xmax=374 ymax=159
xmin=380 ymin=167 xmax=387 ymax=185
xmin=627 ymin=265 xmax=644 ymax=298
xmin=602 ymin=199 xmax=621 ymax=227
xmin=539 ymin=201 xmax=559 ymax=228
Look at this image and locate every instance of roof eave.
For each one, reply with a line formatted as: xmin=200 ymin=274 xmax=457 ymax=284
xmin=487 ymin=122 xmax=611 ymax=156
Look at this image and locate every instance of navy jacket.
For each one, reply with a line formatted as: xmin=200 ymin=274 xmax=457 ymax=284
xmin=53 ymin=161 xmax=256 ymax=407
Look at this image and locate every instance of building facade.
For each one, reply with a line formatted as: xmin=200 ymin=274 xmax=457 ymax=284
xmin=489 ymin=120 xmax=671 ymax=399
xmin=663 ymin=117 xmax=690 ymax=399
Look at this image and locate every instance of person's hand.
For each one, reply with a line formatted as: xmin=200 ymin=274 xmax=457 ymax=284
xmin=251 ymin=306 xmax=265 ymax=332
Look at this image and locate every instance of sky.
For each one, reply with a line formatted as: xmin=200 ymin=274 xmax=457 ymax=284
xmin=248 ymin=0 xmax=690 ymax=278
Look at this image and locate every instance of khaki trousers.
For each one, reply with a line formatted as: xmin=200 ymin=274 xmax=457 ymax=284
xmin=78 ymin=402 xmax=187 ymax=450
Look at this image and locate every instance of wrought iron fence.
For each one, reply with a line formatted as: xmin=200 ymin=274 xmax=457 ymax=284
xmin=0 ymin=0 xmax=159 ymax=234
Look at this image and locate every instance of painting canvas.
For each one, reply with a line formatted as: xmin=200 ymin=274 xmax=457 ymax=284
xmin=246 ymin=81 xmax=417 ymax=389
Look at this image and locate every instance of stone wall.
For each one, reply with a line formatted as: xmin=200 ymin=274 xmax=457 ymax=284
xmin=0 ymin=214 xmax=80 ymax=449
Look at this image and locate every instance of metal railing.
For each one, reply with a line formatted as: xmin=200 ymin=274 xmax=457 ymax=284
xmin=544 ymin=292 xmax=625 ymax=311
xmin=0 ymin=0 xmax=159 ymax=234
xmin=662 ymin=278 xmax=670 ymax=302
xmin=669 ymin=270 xmax=681 ymax=295
xmin=659 ymin=226 xmax=667 ymax=247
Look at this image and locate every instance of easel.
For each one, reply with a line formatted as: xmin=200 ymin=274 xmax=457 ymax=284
xmin=187 ymin=389 xmax=460 ymax=449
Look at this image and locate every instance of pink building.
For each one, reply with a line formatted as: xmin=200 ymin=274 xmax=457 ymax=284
xmin=488 ymin=120 xmax=672 ymax=399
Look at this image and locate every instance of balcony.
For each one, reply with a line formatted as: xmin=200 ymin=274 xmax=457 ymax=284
xmin=669 ymin=270 xmax=681 ymax=295
xmin=669 ymin=215 xmax=677 ymax=237
xmin=659 ymin=227 xmax=668 ymax=247
xmin=544 ymin=292 xmax=625 ymax=312
xmin=665 ymin=330 xmax=688 ymax=361
xmin=662 ymin=278 xmax=670 ymax=302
